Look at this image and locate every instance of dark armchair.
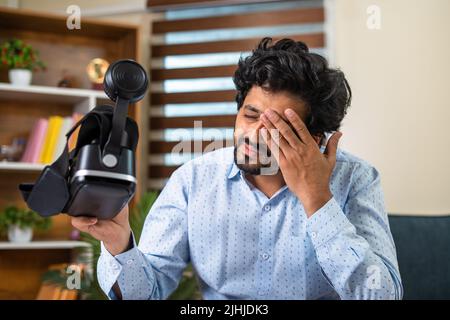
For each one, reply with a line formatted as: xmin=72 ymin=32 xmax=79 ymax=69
xmin=388 ymin=215 xmax=450 ymax=299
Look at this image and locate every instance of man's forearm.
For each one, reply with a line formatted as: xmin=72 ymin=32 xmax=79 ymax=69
xmin=306 ymin=198 xmax=402 ymax=299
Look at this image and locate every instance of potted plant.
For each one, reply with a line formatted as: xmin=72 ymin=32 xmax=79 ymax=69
xmin=0 ymin=39 xmax=46 ymax=86
xmin=0 ymin=205 xmax=52 ymax=243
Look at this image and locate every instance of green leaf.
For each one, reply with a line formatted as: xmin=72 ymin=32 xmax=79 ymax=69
xmin=0 ymin=38 xmax=45 ymax=71
xmin=0 ymin=205 xmax=52 ymax=234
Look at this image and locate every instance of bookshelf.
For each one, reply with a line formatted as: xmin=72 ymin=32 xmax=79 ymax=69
xmin=0 ymin=82 xmax=110 ymax=172
xmin=0 ymin=240 xmax=90 ymax=250
xmin=0 ymin=7 xmax=144 ymax=300
xmin=0 ymin=161 xmax=44 ymax=172
xmin=0 ymin=82 xmax=108 ymax=101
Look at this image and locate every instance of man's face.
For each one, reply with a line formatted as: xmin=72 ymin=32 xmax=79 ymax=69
xmin=233 ymin=86 xmax=310 ymax=175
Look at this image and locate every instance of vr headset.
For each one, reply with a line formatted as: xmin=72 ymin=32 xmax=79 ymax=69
xmin=19 ymin=59 xmax=148 ymax=220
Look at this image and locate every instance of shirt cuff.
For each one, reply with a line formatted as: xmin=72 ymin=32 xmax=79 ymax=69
xmin=306 ymin=197 xmax=354 ymax=248
xmin=97 ymin=232 xmax=139 ymax=299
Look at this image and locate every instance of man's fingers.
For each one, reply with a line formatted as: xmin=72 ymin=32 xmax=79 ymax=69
xmin=262 ymin=109 xmax=301 ymax=148
xmin=71 ymin=216 xmax=97 ymax=232
xmin=284 ymin=108 xmax=315 ymax=145
xmin=260 ymin=127 xmax=274 ymax=151
xmin=324 ymin=131 xmax=343 ymax=163
xmin=260 ymin=113 xmax=291 ymax=153
xmin=87 ymin=220 xmax=111 ymax=240
xmin=71 ymin=217 xmax=117 ymax=241
xmin=260 ymin=127 xmax=286 ymax=163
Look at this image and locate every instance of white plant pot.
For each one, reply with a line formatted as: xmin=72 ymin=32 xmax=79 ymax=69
xmin=7 ymin=225 xmax=33 ymax=243
xmin=8 ymin=69 xmax=33 ymax=86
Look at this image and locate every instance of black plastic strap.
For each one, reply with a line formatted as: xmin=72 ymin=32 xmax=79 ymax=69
xmin=103 ymin=97 xmax=129 ymax=160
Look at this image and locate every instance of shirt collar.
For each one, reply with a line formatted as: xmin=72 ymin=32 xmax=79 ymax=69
xmin=227 ymin=160 xmax=240 ymax=179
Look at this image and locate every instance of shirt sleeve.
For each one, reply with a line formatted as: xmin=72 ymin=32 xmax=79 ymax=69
xmin=96 ymin=167 xmax=190 ymax=300
xmin=306 ymin=163 xmax=403 ymax=300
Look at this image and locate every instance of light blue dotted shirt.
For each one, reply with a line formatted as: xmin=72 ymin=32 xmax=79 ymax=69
xmin=97 ymin=146 xmax=403 ymax=300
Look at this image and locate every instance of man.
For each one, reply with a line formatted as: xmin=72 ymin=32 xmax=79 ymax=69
xmin=72 ymin=38 xmax=403 ymax=300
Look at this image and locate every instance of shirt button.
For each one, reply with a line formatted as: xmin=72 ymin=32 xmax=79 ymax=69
xmin=310 ymin=231 xmax=317 ymax=239
xmin=261 ymin=253 xmax=270 ymax=260
xmin=264 ymin=205 xmax=271 ymax=211
xmin=127 ymin=259 xmax=134 ymax=265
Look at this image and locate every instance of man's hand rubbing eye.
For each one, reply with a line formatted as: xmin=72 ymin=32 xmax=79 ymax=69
xmin=259 ymin=108 xmax=342 ymax=217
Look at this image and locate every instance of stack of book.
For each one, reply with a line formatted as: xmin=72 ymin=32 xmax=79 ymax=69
xmin=20 ymin=113 xmax=84 ymax=164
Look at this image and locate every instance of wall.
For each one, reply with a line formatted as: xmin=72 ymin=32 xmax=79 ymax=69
xmin=333 ymin=0 xmax=450 ymax=214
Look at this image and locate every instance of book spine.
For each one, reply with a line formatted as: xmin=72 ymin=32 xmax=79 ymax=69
xmin=44 ymin=116 xmax=64 ymax=164
xmin=29 ymin=119 xmax=49 ymax=164
xmin=20 ymin=119 xmax=42 ymax=163
xmin=52 ymin=117 xmax=73 ymax=162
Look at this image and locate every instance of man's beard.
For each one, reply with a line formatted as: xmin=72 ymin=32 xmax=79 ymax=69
xmin=233 ymin=135 xmax=274 ymax=176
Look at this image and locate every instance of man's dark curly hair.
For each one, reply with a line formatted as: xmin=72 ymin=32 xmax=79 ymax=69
xmin=233 ymin=37 xmax=352 ymax=136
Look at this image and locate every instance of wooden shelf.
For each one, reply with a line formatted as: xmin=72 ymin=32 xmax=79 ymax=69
xmin=0 ymin=82 xmax=108 ymax=104
xmin=0 ymin=161 xmax=45 ymax=172
xmin=0 ymin=241 xmax=90 ymax=250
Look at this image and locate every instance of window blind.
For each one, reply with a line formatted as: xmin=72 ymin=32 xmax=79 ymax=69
xmin=148 ymin=0 xmax=327 ymax=189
